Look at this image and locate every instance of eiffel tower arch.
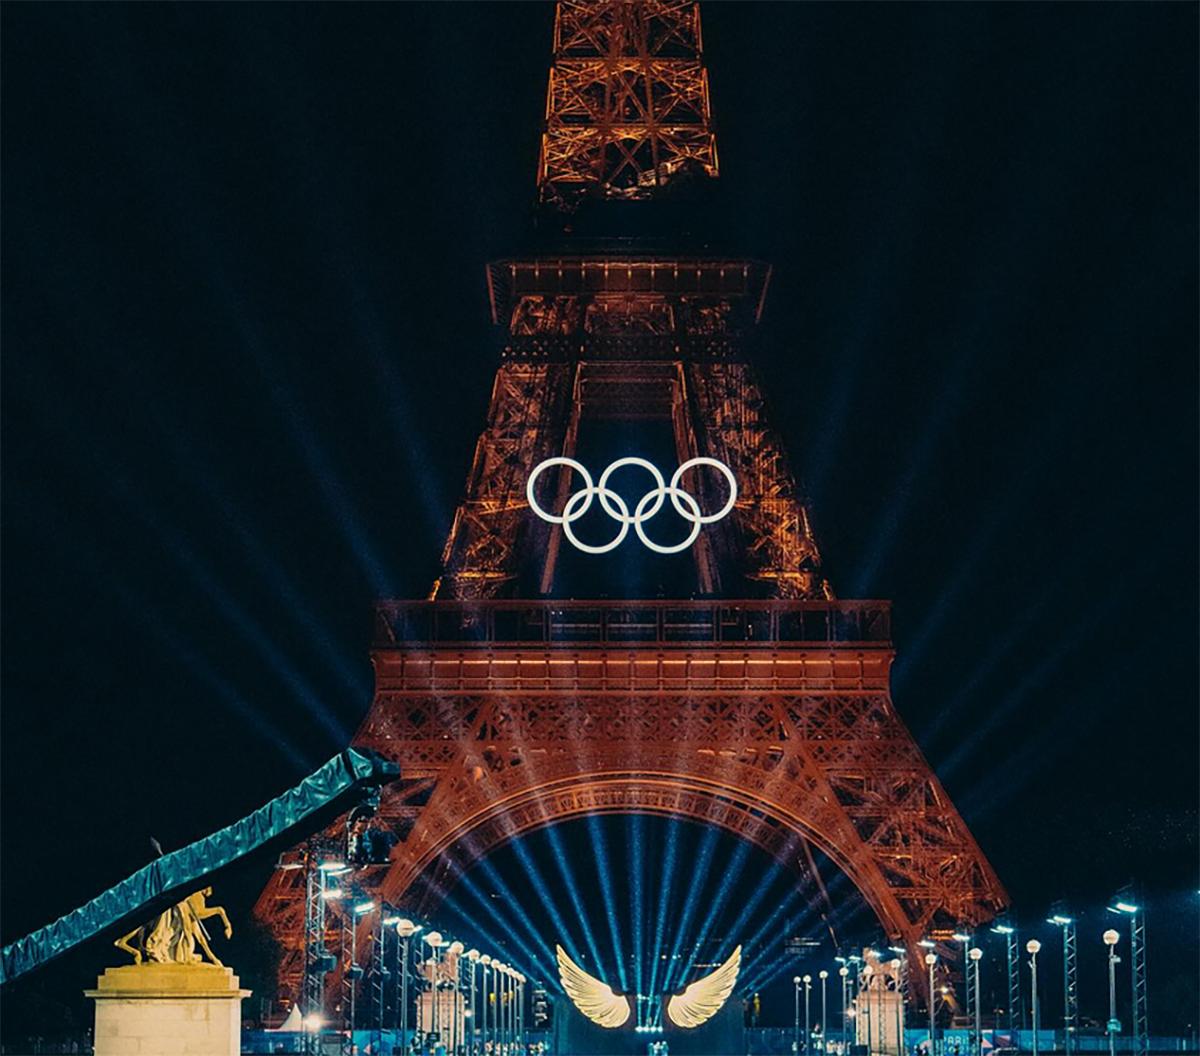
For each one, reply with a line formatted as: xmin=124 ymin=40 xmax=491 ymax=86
xmin=254 ymin=0 xmax=1007 ymax=1014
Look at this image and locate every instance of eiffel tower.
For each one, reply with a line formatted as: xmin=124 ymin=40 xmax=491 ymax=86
xmin=254 ymin=0 xmax=1007 ymax=1019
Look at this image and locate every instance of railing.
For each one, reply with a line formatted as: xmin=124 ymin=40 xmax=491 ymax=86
xmin=502 ymin=332 xmax=745 ymax=361
xmin=374 ymin=600 xmax=891 ymax=649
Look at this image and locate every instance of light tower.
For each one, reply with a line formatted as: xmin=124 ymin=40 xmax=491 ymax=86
xmin=991 ymin=923 xmax=1022 ymax=1037
xmin=1047 ymin=914 xmax=1078 ymax=1055
xmin=1108 ymin=899 xmax=1147 ymax=1056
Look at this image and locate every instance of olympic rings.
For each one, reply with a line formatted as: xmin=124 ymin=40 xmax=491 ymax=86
xmin=526 ymin=456 xmax=737 ymax=554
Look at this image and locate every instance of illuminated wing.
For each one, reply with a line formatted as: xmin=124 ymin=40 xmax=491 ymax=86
xmin=665 ymin=945 xmax=742 ymax=1029
xmin=556 ymin=944 xmax=631 ymax=1029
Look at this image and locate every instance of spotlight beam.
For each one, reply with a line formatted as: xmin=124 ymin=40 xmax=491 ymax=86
xmin=586 ymin=813 xmax=630 ymax=993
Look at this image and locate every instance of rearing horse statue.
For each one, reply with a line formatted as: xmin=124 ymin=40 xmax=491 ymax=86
xmin=114 ymin=887 xmax=232 ymax=967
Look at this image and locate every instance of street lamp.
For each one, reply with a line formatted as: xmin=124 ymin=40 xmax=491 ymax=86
xmin=447 ymin=940 xmax=465 ymax=1054
xmin=480 ymin=955 xmax=493 ymax=1056
xmin=794 ymin=977 xmax=803 ymax=1055
xmin=924 ymin=952 xmax=938 ymax=1056
xmin=863 ymin=964 xmax=874 ymax=1056
xmin=968 ymin=949 xmax=983 ymax=1056
xmin=467 ymin=949 xmax=480 ymax=1055
xmin=1027 ymin=940 xmax=1042 ymax=1056
xmin=497 ymin=962 xmax=510 ymax=1055
xmin=820 ymin=971 xmax=829 ymax=1055
xmin=804 ymin=975 xmax=813 ymax=1056
xmin=396 ymin=920 xmax=421 ymax=1054
xmin=839 ymin=965 xmax=851 ymax=1052
xmin=891 ymin=960 xmax=905 ymax=1056
xmin=493 ymin=962 xmax=506 ymax=1055
xmin=424 ymin=930 xmax=445 ymax=1044
xmin=516 ymin=970 xmax=527 ymax=1051
xmin=1103 ymin=930 xmax=1121 ymax=1056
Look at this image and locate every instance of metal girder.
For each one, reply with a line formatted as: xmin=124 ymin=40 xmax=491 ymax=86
xmin=254 ymin=606 xmax=1008 ymax=1012
xmin=539 ymin=1 xmax=718 ymax=206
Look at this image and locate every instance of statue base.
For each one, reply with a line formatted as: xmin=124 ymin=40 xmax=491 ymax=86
xmin=86 ymin=963 xmax=250 ymax=1056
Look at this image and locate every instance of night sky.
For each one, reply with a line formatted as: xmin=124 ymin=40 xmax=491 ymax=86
xmin=2 ymin=0 xmax=1197 ymax=1038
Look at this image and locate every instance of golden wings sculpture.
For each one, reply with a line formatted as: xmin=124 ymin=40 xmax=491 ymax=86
xmin=555 ymin=944 xmax=742 ymax=1030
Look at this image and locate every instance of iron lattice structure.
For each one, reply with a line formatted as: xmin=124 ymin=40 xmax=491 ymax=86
xmin=434 ymin=257 xmax=827 ymax=602
xmin=253 ymin=0 xmax=1008 ymax=1021
xmin=538 ymin=0 xmax=718 ymax=206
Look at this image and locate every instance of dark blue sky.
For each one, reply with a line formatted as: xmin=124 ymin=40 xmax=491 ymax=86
xmin=2 ymin=0 xmax=1196 ymax=1034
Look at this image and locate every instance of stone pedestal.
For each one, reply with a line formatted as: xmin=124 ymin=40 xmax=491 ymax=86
xmin=86 ymin=963 xmax=250 ymax=1056
xmin=855 ymin=988 xmax=906 ymax=1056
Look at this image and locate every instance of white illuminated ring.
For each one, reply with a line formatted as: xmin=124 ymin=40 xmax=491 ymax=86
xmin=597 ymin=457 xmax=665 ymax=523
xmin=671 ymin=457 xmax=738 ymax=524
xmin=635 ymin=485 xmax=702 ymax=554
xmin=526 ymin=456 xmax=737 ymax=554
xmin=562 ymin=487 xmax=629 ymax=554
xmin=526 ymin=457 xmax=594 ymax=524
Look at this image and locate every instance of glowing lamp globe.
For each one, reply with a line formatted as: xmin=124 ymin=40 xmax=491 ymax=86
xmin=793 ymin=976 xmax=801 ymax=985
xmin=819 ymin=970 xmax=828 ymax=979
xmin=924 ymin=953 xmax=937 ymax=966
xmin=968 ymin=948 xmax=982 ymax=962
xmin=1103 ymin=930 xmax=1120 ymax=946
xmin=1026 ymin=940 xmax=1041 ymax=955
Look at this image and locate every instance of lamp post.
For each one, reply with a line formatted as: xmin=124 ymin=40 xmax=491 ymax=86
xmin=924 ymin=953 xmax=937 ymax=1056
xmin=839 ymin=966 xmax=850 ymax=1053
xmin=480 ymin=955 xmax=492 ymax=1056
xmin=506 ymin=968 xmax=515 ymax=1054
xmin=1103 ymin=930 xmax=1121 ymax=1056
xmin=517 ymin=971 xmax=527 ymax=1053
xmin=820 ymin=971 xmax=829 ymax=1055
xmin=891 ymin=960 xmax=905 ymax=1056
xmin=968 ymin=949 xmax=983 ymax=1056
xmin=466 ymin=950 xmax=480 ymax=1055
xmin=512 ymin=966 xmax=522 ymax=1056
xmin=794 ymin=977 xmax=803 ymax=1055
xmin=805 ymin=975 xmax=813 ymax=1056
xmin=447 ymin=941 xmax=465 ymax=1054
xmin=380 ymin=913 xmax=400 ymax=1050
xmin=1027 ymin=940 xmax=1042 ymax=1056
xmin=497 ymin=963 xmax=509 ymax=1056
xmin=424 ymin=931 xmax=444 ymax=1046
xmin=397 ymin=920 xmax=421 ymax=1053
xmin=506 ymin=965 xmax=515 ymax=1055
xmin=863 ymin=965 xmax=874 ymax=1056
xmin=493 ymin=963 xmax=504 ymax=1056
